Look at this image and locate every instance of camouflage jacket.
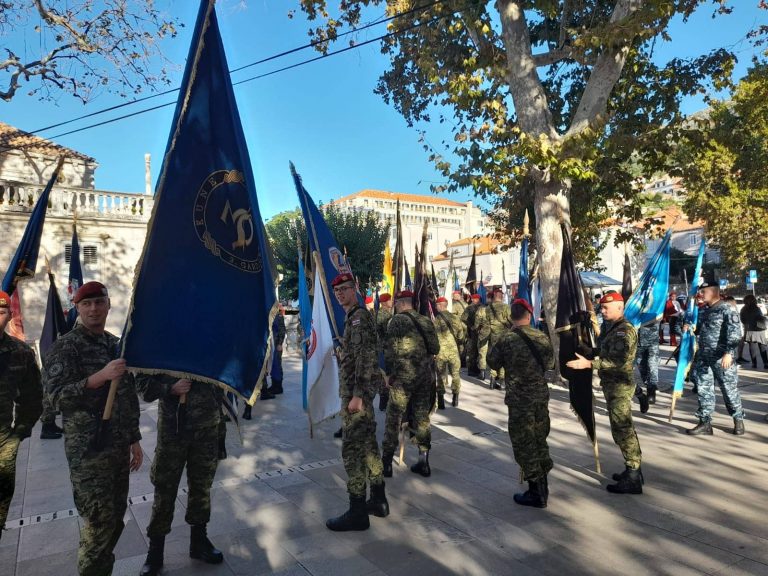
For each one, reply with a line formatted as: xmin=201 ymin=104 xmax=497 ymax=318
xmin=273 ymin=314 xmax=286 ymax=346
xmin=434 ymin=311 xmax=466 ymax=354
xmin=339 ymin=304 xmax=381 ymax=401
xmin=452 ymin=300 xmax=467 ymax=317
xmin=135 ymin=374 xmax=223 ymax=432
xmin=0 ymin=332 xmax=43 ymax=438
xmin=698 ymin=300 xmax=742 ymax=360
xmin=487 ymin=325 xmax=554 ymax=405
xmin=43 ymin=325 xmax=141 ymax=446
xmin=375 ymin=308 xmax=393 ymax=349
xmin=637 ymin=323 xmax=658 ymax=349
xmin=486 ymin=302 xmax=513 ymax=339
xmin=385 ymin=309 xmax=440 ymax=384
xmin=473 ymin=306 xmax=491 ymax=345
xmin=461 ymin=302 xmax=478 ymax=331
xmin=593 ymin=317 xmax=637 ymax=383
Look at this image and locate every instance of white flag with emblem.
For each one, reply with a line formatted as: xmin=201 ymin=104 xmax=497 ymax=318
xmin=306 ymin=268 xmax=341 ymax=427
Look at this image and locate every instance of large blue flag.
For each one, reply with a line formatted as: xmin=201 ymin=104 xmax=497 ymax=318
xmin=292 ymin=163 xmax=351 ymax=342
xmin=624 ymin=228 xmax=672 ymax=328
xmin=121 ymin=0 xmax=277 ymax=403
xmin=672 ymin=238 xmax=706 ymax=398
xmin=478 ymin=272 xmax=487 ymax=304
xmin=66 ymin=223 xmax=84 ymax=329
xmin=2 ymin=157 xmax=64 ymax=294
xmin=517 ymin=237 xmax=531 ymax=306
xmin=298 ymin=251 xmax=312 ymax=410
xmin=40 ymin=269 xmax=70 ymax=359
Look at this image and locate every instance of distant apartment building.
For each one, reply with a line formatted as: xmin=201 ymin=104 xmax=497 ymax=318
xmin=642 ymin=174 xmax=686 ymax=200
xmin=431 ymin=235 xmax=520 ymax=292
xmin=331 ymin=190 xmax=491 ymax=263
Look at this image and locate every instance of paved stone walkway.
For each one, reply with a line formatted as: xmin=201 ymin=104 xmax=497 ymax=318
xmin=3 ymin=347 xmax=768 ymax=575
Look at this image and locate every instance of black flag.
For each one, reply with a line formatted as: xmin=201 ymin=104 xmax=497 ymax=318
xmin=465 ymin=245 xmax=477 ymax=295
xmin=622 ymin=251 xmax=633 ymax=301
xmin=555 ymin=224 xmax=597 ymax=446
xmin=39 ymin=271 xmax=70 ymax=359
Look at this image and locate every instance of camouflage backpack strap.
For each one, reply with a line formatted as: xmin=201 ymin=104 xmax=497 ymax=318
xmin=401 ymin=310 xmax=432 ymax=353
xmin=512 ymin=328 xmax=545 ymax=374
xmin=438 ymin=312 xmax=461 ymax=350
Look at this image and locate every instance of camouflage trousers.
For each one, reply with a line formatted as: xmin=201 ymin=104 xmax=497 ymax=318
xmin=476 ymin=341 xmax=488 ymax=371
xmin=487 ymin=336 xmax=504 ymax=382
xmin=382 ymin=378 xmax=432 ymax=456
xmin=436 ymin=347 xmax=461 ymax=394
xmin=147 ymin=424 xmax=219 ymax=538
xmin=40 ymin=392 xmax=59 ymax=425
xmin=635 ymin=342 xmax=659 ymax=390
xmin=65 ymin=436 xmax=130 ymax=576
xmin=341 ymin=398 xmax=383 ymax=498
xmin=507 ymin=396 xmax=553 ymax=481
xmin=465 ymin=333 xmax=478 ymax=372
xmin=601 ymin=379 xmax=642 ymax=469
xmin=0 ymin=431 xmax=21 ymax=533
xmin=693 ymin=357 xmax=744 ymax=422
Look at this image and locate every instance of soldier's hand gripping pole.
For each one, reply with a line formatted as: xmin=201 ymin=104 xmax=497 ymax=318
xmin=92 ymin=379 xmax=119 ymax=451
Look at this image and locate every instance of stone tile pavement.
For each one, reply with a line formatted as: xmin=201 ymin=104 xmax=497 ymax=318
xmin=3 ymin=347 xmax=768 ymax=575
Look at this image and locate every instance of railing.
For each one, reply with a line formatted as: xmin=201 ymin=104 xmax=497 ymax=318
xmin=0 ymin=180 xmax=153 ymax=221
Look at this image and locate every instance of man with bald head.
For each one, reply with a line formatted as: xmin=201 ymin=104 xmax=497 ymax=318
xmin=567 ymin=291 xmax=643 ymax=495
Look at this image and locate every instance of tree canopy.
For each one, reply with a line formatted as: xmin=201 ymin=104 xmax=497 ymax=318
xmin=0 ymin=1 xmax=180 ymax=102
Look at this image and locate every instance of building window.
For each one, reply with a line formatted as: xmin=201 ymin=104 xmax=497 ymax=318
xmin=689 ymin=233 xmax=698 ymax=247
xmin=66 ymin=244 xmax=99 ymax=266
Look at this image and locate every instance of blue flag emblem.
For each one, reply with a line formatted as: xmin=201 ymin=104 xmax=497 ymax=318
xmin=624 ymin=228 xmax=672 ymax=328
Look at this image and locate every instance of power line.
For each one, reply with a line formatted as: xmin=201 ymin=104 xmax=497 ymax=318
xmin=28 ymin=0 xmax=447 ymax=136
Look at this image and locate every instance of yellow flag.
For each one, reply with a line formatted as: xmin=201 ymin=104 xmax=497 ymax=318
xmin=382 ymin=243 xmax=394 ymax=294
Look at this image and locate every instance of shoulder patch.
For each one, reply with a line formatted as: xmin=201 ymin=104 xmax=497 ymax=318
xmin=352 ymin=319 xmax=361 ymax=326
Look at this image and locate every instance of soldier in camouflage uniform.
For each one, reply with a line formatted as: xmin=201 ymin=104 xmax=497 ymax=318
xmin=43 ymin=282 xmax=144 ymax=576
xmin=434 ymin=297 xmax=466 ymax=408
xmin=635 ymin=323 xmax=660 ymax=403
xmin=383 ymin=290 xmax=440 ymax=477
xmin=686 ymin=276 xmax=745 ymax=436
xmin=473 ymin=296 xmax=492 ymax=383
xmin=375 ymin=293 xmax=394 ymax=411
xmin=486 ymin=288 xmax=513 ymax=389
xmin=136 ymin=375 xmax=225 ymax=575
xmin=567 ymin=292 xmax=643 ymax=495
xmin=461 ymin=294 xmax=483 ymax=376
xmin=0 ymin=290 xmax=43 ymax=540
xmin=450 ymin=291 xmax=467 ymax=366
xmin=326 ymin=273 xmax=388 ymax=532
xmin=487 ymin=299 xmax=554 ymax=508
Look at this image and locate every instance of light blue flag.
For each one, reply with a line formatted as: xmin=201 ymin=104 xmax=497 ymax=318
xmin=478 ymin=272 xmax=487 ymax=304
xmin=624 ymin=228 xmax=673 ymax=328
xmin=672 ymin=238 xmax=706 ymax=397
xmin=298 ymin=251 xmax=312 ymax=410
xmin=517 ymin=238 xmax=531 ymax=306
xmin=121 ymin=0 xmax=277 ymax=404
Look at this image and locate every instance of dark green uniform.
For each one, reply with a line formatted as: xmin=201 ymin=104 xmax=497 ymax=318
xmin=452 ymin=299 xmax=467 ymax=317
xmin=461 ymin=302 xmax=480 ymax=372
xmin=0 ymin=333 xmax=43 ymax=535
xmin=338 ymin=305 xmax=384 ymax=497
xmin=383 ymin=310 xmax=440 ymax=457
xmin=43 ymin=325 xmax=141 ymax=576
xmin=135 ymin=375 xmax=223 ymax=539
xmin=487 ymin=326 xmax=554 ymax=481
xmin=486 ymin=301 xmax=513 ymax=382
xmin=434 ymin=311 xmax=465 ymax=395
xmin=593 ymin=318 xmax=642 ymax=469
xmin=473 ymin=305 xmax=491 ymax=372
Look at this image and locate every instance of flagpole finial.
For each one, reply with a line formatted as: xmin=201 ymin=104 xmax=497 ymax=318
xmin=523 ymin=209 xmax=530 ymax=237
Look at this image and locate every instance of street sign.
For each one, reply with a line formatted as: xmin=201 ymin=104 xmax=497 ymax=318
xmin=719 ymin=279 xmax=728 ymax=289
xmin=749 ymin=269 xmax=758 ymax=283
xmin=746 ymin=276 xmax=752 ymax=286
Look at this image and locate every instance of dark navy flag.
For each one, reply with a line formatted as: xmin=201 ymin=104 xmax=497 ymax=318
xmin=404 ymin=256 xmax=412 ymax=290
xmin=465 ymin=245 xmax=477 ymax=294
xmin=292 ymin=163 xmax=351 ymax=342
xmin=478 ymin=272 xmax=487 ymax=304
xmin=517 ymin=237 xmax=531 ymax=306
xmin=40 ymin=270 xmax=70 ymax=359
xmin=121 ymin=0 xmax=277 ymax=404
xmin=66 ymin=224 xmax=84 ymax=329
xmin=2 ymin=157 xmax=65 ymax=294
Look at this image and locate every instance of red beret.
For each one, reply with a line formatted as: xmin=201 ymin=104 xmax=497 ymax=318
xmin=395 ymin=290 xmax=413 ymax=299
xmin=379 ymin=293 xmax=392 ymax=303
xmin=493 ymin=288 xmax=504 ymax=296
xmin=73 ymin=281 xmax=108 ymax=303
xmin=512 ymin=298 xmax=533 ymax=315
xmin=452 ymin=290 xmax=461 ymax=296
xmin=436 ymin=297 xmax=448 ymax=304
xmin=0 ymin=291 xmax=9 ymax=308
xmin=599 ymin=292 xmax=624 ymax=304
xmin=471 ymin=294 xmax=481 ymax=301
xmin=365 ymin=295 xmax=374 ymax=304
xmin=331 ymin=272 xmax=355 ymax=287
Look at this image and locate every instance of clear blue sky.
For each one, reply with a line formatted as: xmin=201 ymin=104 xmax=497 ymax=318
xmin=2 ymin=0 xmax=765 ymax=221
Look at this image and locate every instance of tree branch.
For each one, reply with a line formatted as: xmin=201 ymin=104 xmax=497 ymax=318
xmin=532 ymin=47 xmax=595 ymax=67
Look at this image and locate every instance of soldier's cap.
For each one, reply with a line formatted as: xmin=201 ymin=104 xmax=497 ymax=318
xmin=452 ymin=290 xmax=461 ymax=296
xmin=599 ymin=292 xmax=624 ymax=304
xmin=493 ymin=288 xmax=504 ymax=296
xmin=436 ymin=296 xmax=448 ymax=304
xmin=471 ymin=294 xmax=481 ymax=301
xmin=331 ymin=272 xmax=355 ymax=288
xmin=0 ymin=290 xmax=9 ymax=308
xmin=395 ymin=290 xmax=413 ymax=300
xmin=73 ymin=281 xmax=109 ymax=303
xmin=379 ymin=293 xmax=392 ymax=303
xmin=699 ymin=272 xmax=718 ymax=289
xmin=364 ymin=295 xmax=374 ymax=304
xmin=512 ymin=298 xmax=533 ymax=315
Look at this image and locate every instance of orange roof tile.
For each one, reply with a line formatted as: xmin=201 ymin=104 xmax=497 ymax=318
xmin=0 ymin=122 xmax=94 ymax=162
xmin=333 ymin=189 xmax=466 ymax=208
xmin=644 ymin=206 xmax=703 ymax=233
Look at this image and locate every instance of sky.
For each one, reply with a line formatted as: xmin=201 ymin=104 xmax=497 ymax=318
xmin=2 ymin=0 xmax=765 ymax=221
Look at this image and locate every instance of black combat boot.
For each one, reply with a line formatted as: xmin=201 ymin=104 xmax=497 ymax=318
xmin=513 ymin=479 xmax=546 ymax=508
xmin=242 ymin=405 xmax=252 ymax=420
xmin=333 ymin=427 xmax=343 ymax=439
xmin=451 ymin=393 xmax=459 ymax=407
xmin=733 ymin=419 xmax=745 ymax=436
xmin=366 ymin=481 xmax=390 ymax=518
xmin=541 ymin=475 xmax=549 ymax=505
xmin=647 ymin=386 xmax=657 ymax=405
xmin=410 ymin=450 xmax=431 ymax=477
xmin=260 ymin=386 xmax=275 ymax=400
xmin=437 ymin=393 xmax=446 ymax=410
xmin=40 ymin=422 xmax=63 ymax=439
xmin=611 ymin=466 xmax=644 ymax=484
xmin=761 ymin=349 xmax=768 ymax=369
xmin=636 ymin=389 xmax=649 ymax=414
xmin=267 ymin=380 xmax=284 ymax=395
xmin=483 ymin=369 xmax=491 ymax=384
xmin=492 ymin=380 xmax=502 ymax=390
xmin=140 ymin=536 xmax=165 ymax=576
xmin=686 ymin=420 xmax=713 ymax=435
xmin=382 ymin=454 xmax=393 ymax=477
xmin=189 ymin=524 xmax=223 ymax=564
xmin=326 ymin=495 xmax=369 ymax=531
xmin=378 ymin=392 xmax=389 ymax=412
xmin=606 ymin=467 xmax=643 ymax=494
